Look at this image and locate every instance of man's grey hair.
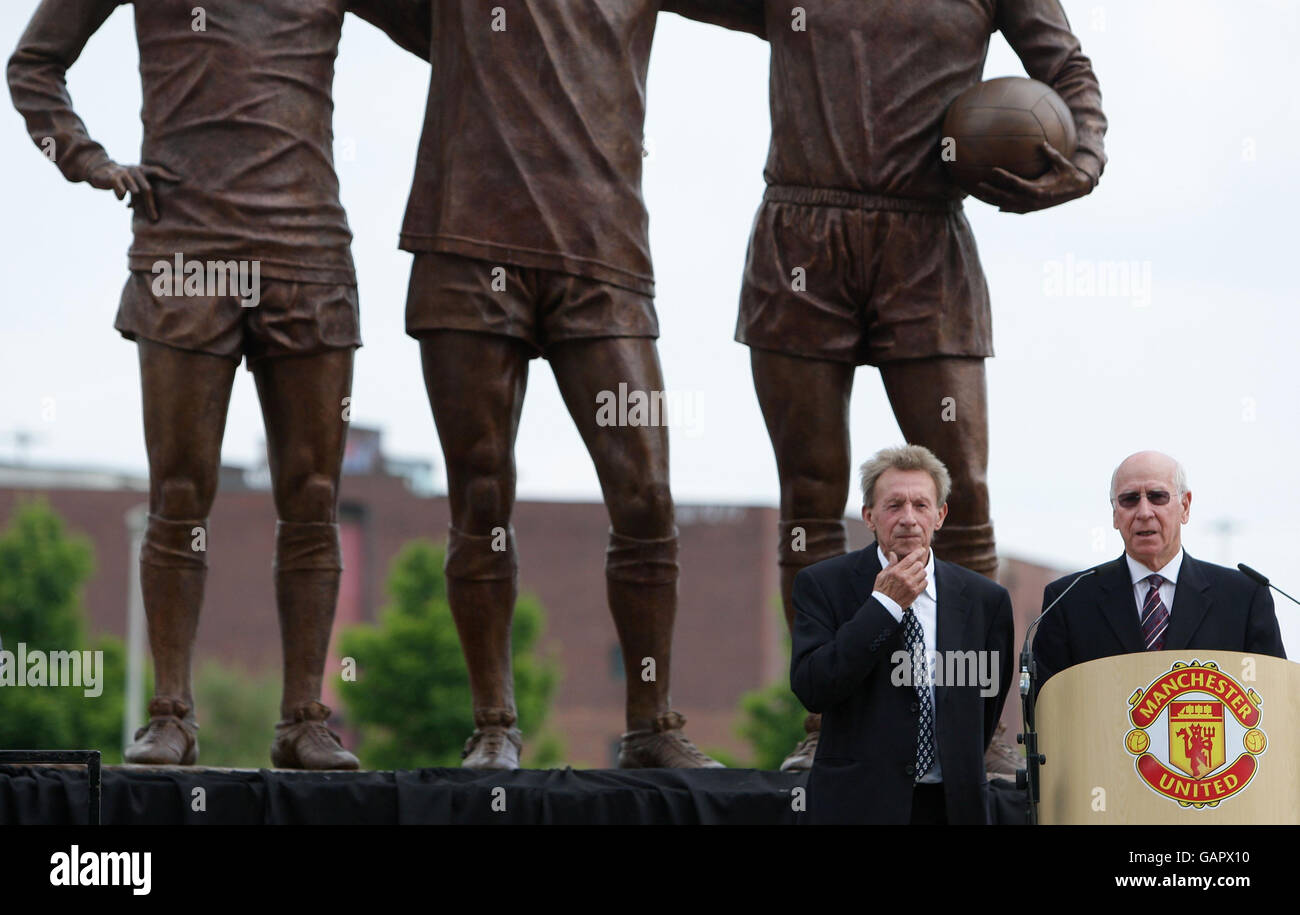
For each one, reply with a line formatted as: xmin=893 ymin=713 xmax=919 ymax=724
xmin=859 ymin=444 xmax=952 ymax=508
xmin=1109 ymin=455 xmax=1190 ymax=504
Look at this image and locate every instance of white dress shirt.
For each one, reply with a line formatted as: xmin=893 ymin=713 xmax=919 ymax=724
xmin=1126 ymin=549 xmax=1183 ymax=621
xmin=871 ymin=546 xmax=942 ymax=783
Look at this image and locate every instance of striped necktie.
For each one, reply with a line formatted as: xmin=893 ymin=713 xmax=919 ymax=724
xmin=1140 ymin=574 xmax=1169 ymax=650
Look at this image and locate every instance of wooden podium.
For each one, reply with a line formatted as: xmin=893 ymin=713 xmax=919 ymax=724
xmin=1036 ymin=651 xmax=1300 ymax=824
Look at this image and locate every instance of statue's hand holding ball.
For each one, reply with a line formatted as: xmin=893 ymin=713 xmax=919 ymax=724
xmin=974 ymin=141 xmax=1095 ymax=214
xmin=942 ymin=76 xmax=1095 ymax=214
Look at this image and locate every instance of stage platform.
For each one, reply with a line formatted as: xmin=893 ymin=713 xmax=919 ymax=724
xmin=1 ymin=765 xmax=809 ymax=825
xmin=1 ymin=765 xmax=1028 ymax=824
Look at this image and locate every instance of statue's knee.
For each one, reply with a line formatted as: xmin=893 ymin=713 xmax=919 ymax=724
xmin=301 ymin=473 xmax=337 ymax=515
xmin=943 ymin=464 xmax=989 ymax=518
xmin=610 ymin=478 xmax=673 ymax=538
xmin=155 ymin=476 xmax=209 ymax=519
xmin=447 ymin=439 xmax=513 ymax=526
xmin=459 ymin=474 xmax=512 ymax=529
xmin=785 ymin=470 xmax=848 ymax=520
xmin=277 ymin=472 xmax=337 ymax=522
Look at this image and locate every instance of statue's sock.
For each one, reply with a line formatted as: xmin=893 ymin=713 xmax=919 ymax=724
xmin=445 ymin=524 xmax=519 ymax=716
xmin=139 ymin=514 xmax=208 ymax=705
xmin=605 ymin=528 xmax=679 ymax=723
xmin=777 ymin=517 xmax=849 ymax=635
xmin=777 ymin=517 xmax=849 ymax=570
xmin=273 ymin=521 xmax=342 ymax=718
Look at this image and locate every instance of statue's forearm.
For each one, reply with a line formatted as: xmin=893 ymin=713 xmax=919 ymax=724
xmin=999 ymin=0 xmax=1108 ymax=183
xmin=7 ymin=0 xmax=123 ymax=183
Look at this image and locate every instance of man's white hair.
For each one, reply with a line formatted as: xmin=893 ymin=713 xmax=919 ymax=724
xmin=1109 ymin=452 xmax=1189 ymax=504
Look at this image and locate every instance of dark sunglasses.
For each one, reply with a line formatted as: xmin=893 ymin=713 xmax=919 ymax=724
xmin=1115 ymin=490 xmax=1173 ymax=508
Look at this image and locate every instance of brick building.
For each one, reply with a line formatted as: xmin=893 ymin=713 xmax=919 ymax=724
xmin=0 ymin=428 xmax=1061 ymax=766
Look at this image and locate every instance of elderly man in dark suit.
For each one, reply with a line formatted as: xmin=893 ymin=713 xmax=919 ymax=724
xmin=791 ymin=445 xmax=1014 ymax=824
xmin=1034 ymin=451 xmax=1285 ymax=686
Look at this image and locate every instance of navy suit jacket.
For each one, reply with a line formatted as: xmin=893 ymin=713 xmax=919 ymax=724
xmin=1033 ymin=551 xmax=1286 ymax=688
xmin=790 ymin=544 xmax=1015 ymax=825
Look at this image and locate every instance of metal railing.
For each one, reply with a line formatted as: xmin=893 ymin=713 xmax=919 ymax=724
xmin=0 ymin=750 xmax=102 ymax=824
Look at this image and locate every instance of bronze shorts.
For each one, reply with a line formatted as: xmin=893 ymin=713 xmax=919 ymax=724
xmin=737 ymin=186 xmax=992 ymax=366
xmin=405 ymin=251 xmax=658 ymax=359
xmin=115 ymin=271 xmax=361 ymax=367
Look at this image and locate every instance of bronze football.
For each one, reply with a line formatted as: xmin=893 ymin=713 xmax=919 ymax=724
xmin=941 ymin=76 xmax=1078 ymax=194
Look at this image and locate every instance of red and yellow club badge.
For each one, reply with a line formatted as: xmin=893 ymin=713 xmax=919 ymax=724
xmin=1123 ymin=660 xmax=1267 ymax=808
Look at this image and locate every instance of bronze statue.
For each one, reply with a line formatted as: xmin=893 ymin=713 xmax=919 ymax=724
xmin=400 ymin=1 xmax=764 ymax=769
xmin=8 ymin=0 xmax=429 ymax=768
xmin=716 ymin=1 xmax=1106 ymax=770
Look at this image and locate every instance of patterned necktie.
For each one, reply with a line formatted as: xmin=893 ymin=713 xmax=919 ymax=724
xmin=1140 ymin=574 xmax=1169 ymax=650
xmin=903 ymin=608 xmax=935 ymax=782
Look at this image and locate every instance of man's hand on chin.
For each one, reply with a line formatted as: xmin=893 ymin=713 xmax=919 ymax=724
xmin=875 ymin=547 xmax=929 ymax=609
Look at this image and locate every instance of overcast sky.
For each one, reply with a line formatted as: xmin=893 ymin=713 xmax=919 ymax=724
xmin=2 ymin=2 xmax=1298 ymax=651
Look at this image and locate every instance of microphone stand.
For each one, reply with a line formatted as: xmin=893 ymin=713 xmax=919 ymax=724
xmin=1016 ymin=641 xmax=1042 ymax=825
xmin=1017 ymin=568 xmax=1096 ymax=825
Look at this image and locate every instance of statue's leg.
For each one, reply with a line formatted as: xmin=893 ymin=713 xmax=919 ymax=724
xmin=859 ymin=207 xmax=1010 ymax=775
xmin=879 ymin=356 xmax=996 ymax=578
xmin=866 ymin=202 xmax=995 ymax=576
xmin=127 ymin=338 xmax=238 ymax=765
xmin=251 ymin=346 xmax=360 ymax=769
xmin=547 ymin=335 xmax=720 ymax=767
xmin=879 ymin=354 xmax=1018 ymax=776
xmin=736 ymin=196 xmax=859 ymax=629
xmin=750 ymin=347 xmax=854 ymax=770
xmin=750 ymin=349 xmax=855 ymax=630
xmin=418 ymin=329 xmax=530 ymax=769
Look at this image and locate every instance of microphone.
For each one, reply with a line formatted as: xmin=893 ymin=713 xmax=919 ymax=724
xmin=1020 ymin=567 xmax=1098 ymax=697
xmin=1016 ymin=566 xmax=1097 ymax=825
xmin=1238 ymin=563 xmax=1300 ymax=608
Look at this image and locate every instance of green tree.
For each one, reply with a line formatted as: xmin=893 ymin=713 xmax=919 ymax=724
xmin=191 ymin=661 xmax=282 ymax=768
xmin=0 ymin=499 xmax=127 ymax=762
xmin=337 ymin=540 xmax=563 ymax=769
xmin=735 ymin=680 xmax=808 ymax=770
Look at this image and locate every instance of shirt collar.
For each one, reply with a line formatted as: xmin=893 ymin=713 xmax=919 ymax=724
xmin=1126 ymin=547 xmax=1184 ymax=586
xmin=877 ymin=544 xmax=938 ymax=602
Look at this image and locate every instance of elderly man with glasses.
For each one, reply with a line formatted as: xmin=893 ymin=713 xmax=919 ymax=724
xmin=1033 ymin=451 xmax=1286 ymax=686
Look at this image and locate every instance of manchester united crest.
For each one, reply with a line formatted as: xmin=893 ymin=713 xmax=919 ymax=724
xmin=1123 ymin=660 xmax=1267 ymax=808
